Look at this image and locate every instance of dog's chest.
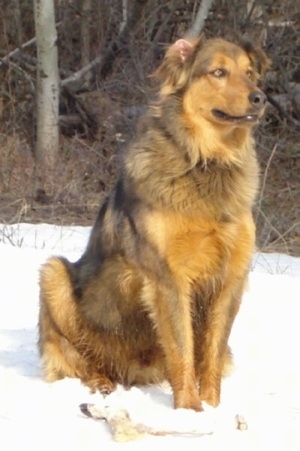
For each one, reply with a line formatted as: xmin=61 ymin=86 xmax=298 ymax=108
xmin=145 ymin=210 xmax=238 ymax=283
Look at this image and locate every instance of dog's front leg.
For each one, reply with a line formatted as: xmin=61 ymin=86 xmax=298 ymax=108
xmin=145 ymin=281 xmax=202 ymax=411
xmin=198 ymin=276 xmax=245 ymax=407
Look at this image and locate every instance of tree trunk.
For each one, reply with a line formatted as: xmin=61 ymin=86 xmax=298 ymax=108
xmin=34 ymin=0 xmax=59 ymax=192
xmin=81 ymin=0 xmax=92 ymax=68
xmin=186 ymin=0 xmax=213 ymax=38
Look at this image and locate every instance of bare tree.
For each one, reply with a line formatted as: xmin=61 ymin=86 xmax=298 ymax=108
xmin=34 ymin=0 xmax=59 ymax=191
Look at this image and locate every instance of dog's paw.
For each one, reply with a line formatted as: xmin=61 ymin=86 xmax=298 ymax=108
xmin=84 ymin=374 xmax=116 ymax=396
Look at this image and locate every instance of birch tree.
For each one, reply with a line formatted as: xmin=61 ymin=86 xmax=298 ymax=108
xmin=34 ymin=0 xmax=59 ymax=189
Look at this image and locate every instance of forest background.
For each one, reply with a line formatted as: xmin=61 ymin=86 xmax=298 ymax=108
xmin=0 ymin=0 xmax=299 ymax=255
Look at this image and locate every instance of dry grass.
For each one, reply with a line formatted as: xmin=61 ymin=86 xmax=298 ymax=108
xmin=0 ymin=133 xmax=117 ymax=226
xmin=254 ymin=117 xmax=300 ymax=255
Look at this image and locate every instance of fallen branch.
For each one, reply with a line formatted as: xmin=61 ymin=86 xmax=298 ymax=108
xmin=0 ymin=37 xmax=36 ymax=66
xmin=60 ymin=54 xmax=104 ymax=88
xmin=59 ymin=114 xmax=82 ymax=127
xmin=80 ymin=403 xmax=248 ymax=442
xmin=0 ymin=22 xmax=61 ymax=67
xmin=80 ymin=403 xmax=213 ymax=441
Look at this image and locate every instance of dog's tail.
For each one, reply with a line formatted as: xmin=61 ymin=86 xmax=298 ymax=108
xmin=39 ymin=256 xmax=79 ymax=333
xmin=38 ymin=256 xmax=86 ymax=381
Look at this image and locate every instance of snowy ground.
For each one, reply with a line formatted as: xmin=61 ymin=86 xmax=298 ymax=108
xmin=0 ymin=223 xmax=300 ymax=449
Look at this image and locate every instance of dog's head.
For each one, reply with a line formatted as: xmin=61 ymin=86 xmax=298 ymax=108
xmin=155 ymin=37 xmax=270 ymax=127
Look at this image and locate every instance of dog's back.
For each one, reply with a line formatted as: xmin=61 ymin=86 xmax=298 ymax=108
xmin=39 ymin=37 xmax=269 ymax=410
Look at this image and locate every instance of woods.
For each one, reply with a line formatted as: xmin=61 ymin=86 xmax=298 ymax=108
xmin=0 ymin=0 xmax=299 ymax=254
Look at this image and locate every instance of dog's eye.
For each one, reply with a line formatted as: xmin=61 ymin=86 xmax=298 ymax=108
xmin=211 ymin=68 xmax=227 ymax=78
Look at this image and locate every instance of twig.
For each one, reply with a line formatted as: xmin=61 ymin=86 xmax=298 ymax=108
xmin=0 ymin=58 xmax=35 ymax=92
xmin=263 ymin=220 xmax=300 ymax=251
xmin=257 ymin=208 xmax=290 ymax=255
xmin=255 ymin=143 xmax=278 ymax=224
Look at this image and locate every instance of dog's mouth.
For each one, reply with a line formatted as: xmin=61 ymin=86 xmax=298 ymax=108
xmin=212 ymin=109 xmax=259 ymax=123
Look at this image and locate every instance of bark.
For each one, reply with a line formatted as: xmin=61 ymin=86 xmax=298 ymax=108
xmin=186 ymin=0 xmax=213 ymax=38
xmin=34 ymin=0 xmax=59 ymax=188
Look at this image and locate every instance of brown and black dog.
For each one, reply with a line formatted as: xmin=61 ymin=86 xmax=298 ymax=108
xmin=39 ymin=37 xmax=270 ymax=411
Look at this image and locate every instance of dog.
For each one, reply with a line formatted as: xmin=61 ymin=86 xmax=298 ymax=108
xmin=38 ymin=36 xmax=270 ymax=411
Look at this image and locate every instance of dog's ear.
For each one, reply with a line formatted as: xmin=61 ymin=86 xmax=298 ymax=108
xmin=173 ymin=39 xmax=197 ymax=62
xmin=154 ymin=37 xmax=202 ymax=95
xmin=241 ymin=40 xmax=271 ymax=79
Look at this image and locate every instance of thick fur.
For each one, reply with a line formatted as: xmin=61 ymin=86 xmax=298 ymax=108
xmin=39 ymin=37 xmax=270 ymax=411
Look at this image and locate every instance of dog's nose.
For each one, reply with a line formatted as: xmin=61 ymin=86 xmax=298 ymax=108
xmin=248 ymin=91 xmax=267 ymax=109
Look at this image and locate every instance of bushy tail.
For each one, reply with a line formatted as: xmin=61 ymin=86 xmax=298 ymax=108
xmin=38 ymin=256 xmax=85 ymax=381
xmin=39 ymin=256 xmax=79 ymax=332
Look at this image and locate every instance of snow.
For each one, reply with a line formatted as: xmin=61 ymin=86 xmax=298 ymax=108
xmin=1 ymin=223 xmax=300 ymax=449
